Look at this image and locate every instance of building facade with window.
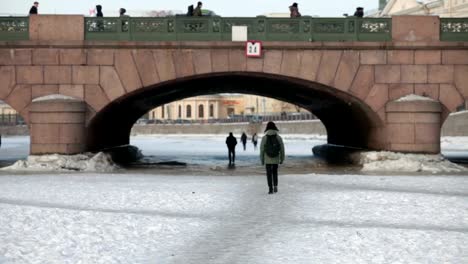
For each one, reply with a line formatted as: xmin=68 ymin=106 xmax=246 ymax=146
xmin=373 ymin=0 xmax=468 ymax=17
xmin=149 ymin=95 xmax=245 ymax=121
xmin=148 ymin=94 xmax=307 ymax=121
xmin=0 ymin=101 xmax=17 ymax=115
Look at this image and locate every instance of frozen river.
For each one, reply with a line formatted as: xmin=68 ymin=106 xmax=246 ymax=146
xmin=0 ymin=135 xmax=467 ymax=263
xmin=1 ymin=135 xmax=468 ymax=175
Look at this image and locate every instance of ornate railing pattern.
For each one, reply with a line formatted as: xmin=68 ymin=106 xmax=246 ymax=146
xmin=5 ymin=17 xmax=468 ymax=42
xmin=84 ymin=17 xmax=392 ymax=42
xmin=440 ymin=18 xmax=468 ymax=41
xmin=0 ymin=17 xmax=29 ymax=41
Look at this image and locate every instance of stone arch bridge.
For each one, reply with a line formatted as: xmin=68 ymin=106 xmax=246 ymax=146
xmin=0 ymin=15 xmax=467 ymax=155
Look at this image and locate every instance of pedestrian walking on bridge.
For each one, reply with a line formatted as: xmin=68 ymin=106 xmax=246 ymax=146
xmin=29 ymin=2 xmax=39 ymax=15
xmin=193 ymin=2 xmax=203 ymax=16
xmin=289 ymin=2 xmax=301 ymax=18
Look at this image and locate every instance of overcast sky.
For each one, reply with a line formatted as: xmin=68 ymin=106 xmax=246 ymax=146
xmin=2 ymin=0 xmax=378 ymax=17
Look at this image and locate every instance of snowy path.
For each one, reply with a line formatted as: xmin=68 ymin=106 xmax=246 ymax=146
xmin=0 ymin=174 xmax=467 ymax=263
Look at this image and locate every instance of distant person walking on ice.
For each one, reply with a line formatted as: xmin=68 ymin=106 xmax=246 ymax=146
xmin=260 ymin=122 xmax=285 ymax=194
xmin=193 ymin=1 xmax=203 ymax=16
xmin=29 ymin=2 xmax=39 ymax=15
xmin=226 ymin=132 xmax=238 ymax=166
xmin=252 ymin=133 xmax=258 ymax=150
xmin=289 ymin=2 xmax=301 ymax=18
xmin=241 ymin=132 xmax=248 ymax=151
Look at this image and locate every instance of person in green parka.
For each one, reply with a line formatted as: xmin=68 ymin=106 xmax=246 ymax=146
xmin=260 ymin=121 xmax=285 ymax=194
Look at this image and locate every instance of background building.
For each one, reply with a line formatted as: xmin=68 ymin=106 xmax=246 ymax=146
xmin=149 ymin=95 xmax=245 ymax=121
xmin=149 ymin=95 xmax=307 ymax=121
xmin=0 ymin=101 xmax=17 ymax=115
xmin=372 ymin=0 xmax=468 ymax=17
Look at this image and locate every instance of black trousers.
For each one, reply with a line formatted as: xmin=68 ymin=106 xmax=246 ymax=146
xmin=265 ymin=164 xmax=278 ymax=188
xmin=228 ymin=148 xmax=236 ymax=164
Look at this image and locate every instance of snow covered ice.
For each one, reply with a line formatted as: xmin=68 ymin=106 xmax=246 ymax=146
xmin=0 ymin=173 xmax=467 ymax=263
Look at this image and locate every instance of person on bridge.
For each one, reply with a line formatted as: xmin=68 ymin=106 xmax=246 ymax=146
xmin=119 ymin=8 xmax=128 ymax=17
xmin=260 ymin=122 xmax=285 ymax=194
xmin=187 ymin=5 xmax=194 ymax=16
xmin=354 ymin=7 xmax=364 ymax=18
xmin=252 ymin=133 xmax=258 ymax=150
xmin=226 ymin=132 xmax=238 ymax=166
xmin=193 ymin=2 xmax=203 ymax=16
xmin=289 ymin=3 xmax=301 ymax=18
xmin=241 ymin=132 xmax=248 ymax=151
xmin=29 ymin=2 xmax=39 ymax=15
xmin=96 ymin=5 xmax=104 ymax=17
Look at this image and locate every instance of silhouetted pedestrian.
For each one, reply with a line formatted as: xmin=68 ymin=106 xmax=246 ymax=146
xmin=187 ymin=5 xmax=194 ymax=16
xmin=354 ymin=7 xmax=364 ymax=18
xmin=29 ymin=2 xmax=39 ymax=15
xmin=260 ymin=122 xmax=285 ymax=194
xmin=252 ymin=133 xmax=258 ymax=150
xmin=96 ymin=5 xmax=104 ymax=17
xmin=226 ymin=132 xmax=237 ymax=166
xmin=289 ymin=2 xmax=301 ymax=18
xmin=119 ymin=8 xmax=128 ymax=17
xmin=241 ymin=132 xmax=247 ymax=151
xmin=119 ymin=8 xmax=129 ymax=32
xmin=95 ymin=5 xmax=104 ymax=31
xmin=193 ymin=2 xmax=203 ymax=16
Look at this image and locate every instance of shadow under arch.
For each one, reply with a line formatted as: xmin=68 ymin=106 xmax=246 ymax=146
xmin=86 ymin=72 xmax=384 ymax=151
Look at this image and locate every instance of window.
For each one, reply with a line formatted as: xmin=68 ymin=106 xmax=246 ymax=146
xmin=209 ymin=104 xmax=214 ymax=117
xmin=178 ymin=105 xmax=182 ymax=118
xmin=198 ymin=104 xmax=204 ymax=118
xmin=186 ymin=105 xmax=192 ymax=118
xmin=161 ymin=105 xmax=165 ymax=119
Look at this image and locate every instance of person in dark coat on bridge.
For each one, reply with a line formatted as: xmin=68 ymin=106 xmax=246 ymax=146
xmin=226 ymin=132 xmax=238 ymax=166
xmin=96 ymin=5 xmax=104 ymax=17
xmin=241 ymin=132 xmax=248 ymax=151
xmin=289 ymin=3 xmax=301 ymax=18
xmin=187 ymin=5 xmax=194 ymax=16
xmin=193 ymin=2 xmax=203 ymax=16
xmin=354 ymin=7 xmax=364 ymax=18
xmin=29 ymin=2 xmax=39 ymax=15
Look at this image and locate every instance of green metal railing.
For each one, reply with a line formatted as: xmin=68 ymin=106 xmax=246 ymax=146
xmin=440 ymin=18 xmax=468 ymax=41
xmin=0 ymin=17 xmax=29 ymax=41
xmin=2 ymin=16 xmax=468 ymax=42
xmin=84 ymin=16 xmax=392 ymax=42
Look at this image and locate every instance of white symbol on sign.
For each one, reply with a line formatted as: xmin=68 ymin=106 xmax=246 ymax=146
xmin=246 ymin=42 xmax=261 ymax=57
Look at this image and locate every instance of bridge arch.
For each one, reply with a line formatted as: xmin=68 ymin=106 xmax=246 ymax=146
xmin=86 ymin=72 xmax=385 ymax=151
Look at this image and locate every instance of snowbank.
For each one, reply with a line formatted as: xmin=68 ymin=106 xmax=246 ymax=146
xmin=354 ymin=151 xmax=466 ymax=173
xmin=441 ymin=136 xmax=468 ymax=150
xmin=32 ymin=94 xmax=79 ymax=102
xmin=395 ymin=94 xmax=436 ymax=102
xmin=1 ymin=152 xmax=119 ymax=172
